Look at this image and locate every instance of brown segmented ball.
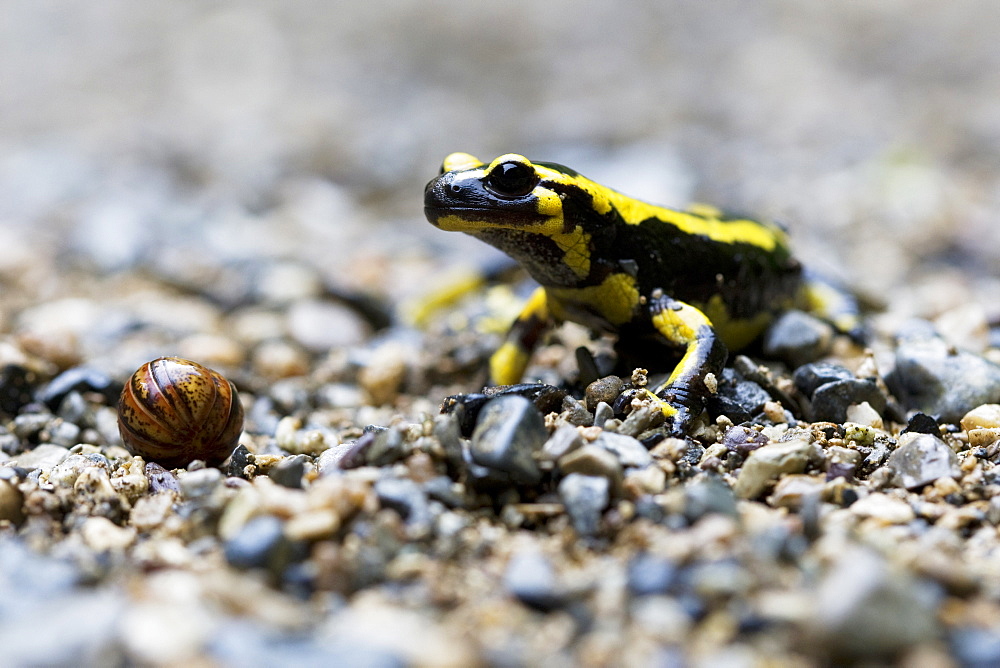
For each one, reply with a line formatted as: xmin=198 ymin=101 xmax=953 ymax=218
xmin=117 ymin=357 xmax=244 ymax=469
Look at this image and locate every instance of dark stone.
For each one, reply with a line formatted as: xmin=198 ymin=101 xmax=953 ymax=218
xmin=145 ymin=462 xmax=181 ymax=494
xmin=627 ymin=553 xmax=677 ymax=596
xmin=224 ymin=515 xmax=300 ymax=574
xmin=683 ymin=474 xmax=738 ymax=522
xmin=763 ymin=310 xmax=834 ymax=368
xmin=37 ymin=367 xmax=118 ymax=412
xmin=793 ymin=362 xmax=854 ymax=397
xmin=422 ymin=476 xmax=465 ymax=509
xmin=721 ymin=425 xmax=769 ymax=456
xmin=365 ymin=427 xmax=406 ymax=467
xmin=442 ymin=383 xmax=566 ymax=438
xmin=810 ymin=378 xmax=886 ymax=423
xmin=558 ymin=473 xmax=609 ymax=536
xmin=887 ymin=336 xmax=1000 ymax=423
xmin=469 ymin=395 xmax=546 ymax=485
xmin=268 ymin=454 xmax=309 ymax=489
xmin=710 ymin=368 xmax=771 ymax=423
xmin=374 ymin=477 xmax=430 ymax=529
xmin=504 ymin=549 xmax=563 ymax=611
xmin=0 ymin=365 xmax=37 ymax=417
xmin=228 ymin=444 xmax=255 ymax=479
xmin=950 ymin=627 xmax=1000 ymax=668
xmin=902 ymin=412 xmax=940 ymax=435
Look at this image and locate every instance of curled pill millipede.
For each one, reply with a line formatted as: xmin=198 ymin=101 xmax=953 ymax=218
xmin=117 ymin=357 xmax=244 ymax=469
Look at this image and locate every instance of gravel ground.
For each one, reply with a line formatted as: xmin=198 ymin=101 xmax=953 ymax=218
xmin=3 ymin=3 xmax=1000 ymax=666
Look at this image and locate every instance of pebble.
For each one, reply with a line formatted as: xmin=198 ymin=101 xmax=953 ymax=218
xmin=374 ymin=477 xmax=430 ymax=532
xmin=792 ymin=362 xmax=855 ymax=397
xmin=732 ymin=438 xmax=818 ymax=499
xmin=849 ymin=492 xmax=915 ymax=524
xmin=810 ymin=547 xmax=940 ymax=659
xmin=224 ymin=514 xmax=297 ymax=573
xmin=469 ymin=396 xmax=546 ymax=485
xmin=585 ymin=375 xmax=624 ymax=411
xmin=503 ymin=548 xmax=563 ymax=610
xmin=763 ymin=310 xmax=834 ymax=368
xmin=12 ymin=443 xmax=70 ymax=471
xmin=178 ymin=467 xmax=224 ymax=499
xmin=595 ymin=431 xmax=652 ymax=469
xmin=268 ymin=454 xmax=309 ymax=489
xmin=37 ymin=366 xmax=117 ymax=411
xmin=557 ymin=444 xmax=624 ymax=494
xmin=810 ymin=378 xmax=886 ymax=423
xmin=886 ymin=432 xmax=960 ymax=490
xmin=888 ymin=335 xmax=1000 ymax=423
xmin=558 ymin=473 xmax=609 ymax=536
xmin=540 ymin=423 xmax=583 ymax=461
xmin=683 ymin=474 xmax=739 ymax=521
xmin=592 ymin=401 xmax=615 ymax=427
xmin=626 ymin=552 xmax=677 ymax=596
xmin=711 ymin=369 xmax=771 ymax=423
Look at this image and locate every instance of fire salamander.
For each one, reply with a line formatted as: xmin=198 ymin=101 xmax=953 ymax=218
xmin=424 ymin=152 xmax=858 ymax=435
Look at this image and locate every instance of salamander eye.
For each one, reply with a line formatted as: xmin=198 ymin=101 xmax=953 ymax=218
xmin=485 ymin=160 xmax=538 ymax=197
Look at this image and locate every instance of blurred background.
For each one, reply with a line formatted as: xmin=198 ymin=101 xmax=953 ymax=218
xmin=1 ymin=0 xmax=999 ymax=327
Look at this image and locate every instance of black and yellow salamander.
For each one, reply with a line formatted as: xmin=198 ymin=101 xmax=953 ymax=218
xmin=424 ymin=152 xmax=858 ymax=435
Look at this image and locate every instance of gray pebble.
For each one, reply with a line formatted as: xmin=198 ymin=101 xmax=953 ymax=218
xmin=793 ymin=362 xmax=855 ymax=397
xmin=268 ymin=454 xmax=309 ymax=489
xmin=541 ymin=424 xmax=583 ymax=461
xmin=47 ymin=420 xmax=81 ymax=448
xmin=178 ymin=467 xmax=223 ymax=499
xmin=733 ymin=438 xmax=818 ymax=499
xmin=627 ymin=552 xmax=677 ymax=596
xmin=374 ymin=477 xmax=430 ymax=531
xmin=558 ymin=473 xmax=609 ymax=536
xmin=469 ymin=396 xmax=546 ymax=485
xmin=365 ymin=427 xmax=406 ymax=467
xmin=558 ymin=444 xmax=624 ymax=494
xmin=12 ymin=444 xmax=70 ymax=471
xmin=683 ymin=474 xmax=738 ymax=522
xmin=763 ymin=310 xmax=834 ymax=368
xmin=811 ymin=547 xmax=940 ymax=659
xmin=887 ymin=336 xmax=1000 ymax=423
xmin=504 ymin=549 xmax=563 ymax=610
xmin=595 ymin=431 xmax=652 ymax=469
xmin=810 ymin=378 xmax=886 ymax=423
xmin=592 ymin=401 xmax=615 ymax=427
xmin=886 ymin=432 xmax=960 ymax=490
xmin=224 ymin=514 xmax=296 ymax=573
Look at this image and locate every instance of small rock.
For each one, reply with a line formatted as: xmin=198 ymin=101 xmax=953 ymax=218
xmin=0 ymin=479 xmax=24 ymax=524
xmin=12 ymin=444 xmax=69 ymax=471
xmin=887 ymin=336 xmax=1000 ymax=423
xmin=733 ymin=438 xmax=818 ymax=499
xmin=961 ymin=404 xmax=1000 ymax=431
xmin=178 ymin=467 xmax=223 ymax=499
xmin=374 ymin=477 xmax=430 ymax=532
xmin=504 ymin=549 xmax=562 ymax=610
xmin=793 ymin=362 xmax=855 ymax=397
xmin=585 ymin=375 xmax=624 ymax=411
xmin=763 ymin=310 xmax=834 ymax=368
xmin=627 ymin=552 xmax=677 ymax=596
xmin=595 ymin=431 xmax=652 ymax=469
xmin=849 ymin=492 xmax=916 ymax=524
xmin=228 ymin=444 xmax=256 ymax=479
xmin=768 ymin=474 xmax=825 ymax=510
xmin=268 ymin=454 xmax=308 ymax=489
xmin=469 ymin=396 xmax=546 ymax=485
xmin=558 ymin=444 xmax=623 ymax=494
xmin=710 ymin=369 xmax=771 ymax=423
xmin=80 ymin=516 xmax=136 ymax=552
xmin=810 ymin=379 xmax=886 ymax=423
xmin=541 ymin=424 xmax=583 ymax=461
xmin=317 ymin=438 xmax=369 ymax=473
xmin=886 ymin=432 xmax=960 ymax=490
xmin=146 ymin=462 xmax=181 ymax=494
xmin=810 ymin=547 xmax=940 ymax=659
xmin=592 ymin=401 xmax=615 ymax=427
xmin=683 ymin=474 xmax=738 ymax=521
xmin=558 ymin=473 xmax=609 ymax=536
xmin=37 ymin=366 xmax=117 ymax=411
xmin=224 ymin=514 xmax=298 ymax=574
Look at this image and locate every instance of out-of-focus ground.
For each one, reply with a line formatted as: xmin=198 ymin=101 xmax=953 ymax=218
xmin=2 ymin=2 xmax=999 ymax=299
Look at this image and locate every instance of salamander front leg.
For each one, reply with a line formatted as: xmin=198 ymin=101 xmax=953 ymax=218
xmin=489 ymin=287 xmax=551 ymax=385
xmin=644 ymin=294 xmax=728 ymax=435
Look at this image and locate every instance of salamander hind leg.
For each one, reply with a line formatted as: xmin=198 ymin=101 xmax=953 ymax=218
xmin=639 ymin=294 xmax=728 ymax=435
